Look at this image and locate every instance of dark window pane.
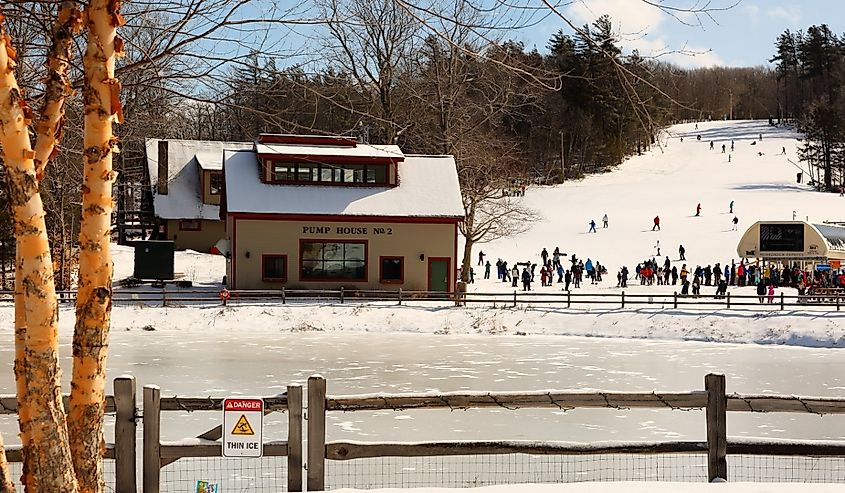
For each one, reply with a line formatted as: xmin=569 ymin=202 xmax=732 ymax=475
xmin=344 ymin=243 xmax=365 ymax=261
xmin=300 ymin=241 xmax=366 ymax=280
xmin=381 ymin=258 xmax=402 ymax=281
xmin=263 ymin=256 xmax=286 ymax=280
xmin=210 ymin=173 xmax=223 ymax=195
xmin=272 ymin=162 xmax=295 ymax=181
xmin=296 ymin=164 xmax=316 ymax=182
xmin=368 ymin=165 xmax=387 ymax=184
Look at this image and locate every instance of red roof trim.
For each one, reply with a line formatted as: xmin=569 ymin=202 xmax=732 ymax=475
xmin=228 ymin=212 xmax=462 ymax=224
xmin=257 ymin=153 xmax=402 ymax=165
xmin=257 ymin=134 xmax=358 ymax=147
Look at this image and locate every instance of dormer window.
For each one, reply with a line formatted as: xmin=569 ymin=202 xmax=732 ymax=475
xmin=209 ymin=172 xmax=223 ymax=195
xmin=269 ymin=160 xmax=389 ymax=186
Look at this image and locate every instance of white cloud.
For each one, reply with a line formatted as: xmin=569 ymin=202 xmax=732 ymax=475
xmin=566 ymin=0 xmax=665 ymax=35
xmin=768 ymin=6 xmax=802 ymax=23
xmin=564 ymin=0 xmax=725 ymax=69
xmin=633 ymin=37 xmax=726 ymax=69
xmin=745 ymin=4 xmax=760 ymax=24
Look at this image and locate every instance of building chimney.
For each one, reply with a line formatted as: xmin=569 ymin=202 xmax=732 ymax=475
xmin=157 ymin=140 xmax=169 ymax=195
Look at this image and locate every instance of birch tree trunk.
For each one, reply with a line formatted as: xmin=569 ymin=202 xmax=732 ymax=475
xmin=13 ymin=256 xmax=32 ymax=492
xmin=0 ymin=431 xmax=15 ymax=492
xmin=69 ymin=1 xmax=123 ymax=490
xmin=0 ymin=20 xmax=79 ymax=493
xmin=13 ymin=5 xmax=82 ymax=490
xmin=33 ymin=1 xmax=81 ymax=181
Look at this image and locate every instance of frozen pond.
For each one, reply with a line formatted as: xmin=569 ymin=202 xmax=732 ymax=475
xmin=0 ymin=330 xmax=842 ymax=444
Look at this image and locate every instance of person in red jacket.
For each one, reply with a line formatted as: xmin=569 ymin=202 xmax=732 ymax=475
xmin=652 ymin=215 xmax=661 ymax=231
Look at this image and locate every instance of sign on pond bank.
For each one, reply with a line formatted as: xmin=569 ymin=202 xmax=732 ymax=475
xmin=223 ymin=397 xmax=264 ymax=457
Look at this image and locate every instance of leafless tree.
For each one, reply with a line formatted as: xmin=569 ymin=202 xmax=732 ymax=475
xmin=314 ymin=0 xmax=421 ymax=143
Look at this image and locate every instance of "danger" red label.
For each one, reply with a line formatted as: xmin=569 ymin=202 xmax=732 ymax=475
xmin=224 ymin=399 xmax=263 ymax=411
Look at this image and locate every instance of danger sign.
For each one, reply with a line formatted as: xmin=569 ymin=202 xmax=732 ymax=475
xmin=223 ymin=398 xmax=263 ymax=457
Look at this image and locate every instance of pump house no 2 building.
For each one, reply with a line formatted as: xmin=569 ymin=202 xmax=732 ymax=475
xmin=219 ymin=134 xmax=463 ymax=292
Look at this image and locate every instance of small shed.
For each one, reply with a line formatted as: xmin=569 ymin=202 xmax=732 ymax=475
xmin=736 ymin=221 xmax=845 ymax=267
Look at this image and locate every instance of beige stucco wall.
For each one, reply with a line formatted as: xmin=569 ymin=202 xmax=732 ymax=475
xmin=229 ymin=217 xmax=456 ymax=290
xmin=167 ymin=219 xmax=226 ymax=252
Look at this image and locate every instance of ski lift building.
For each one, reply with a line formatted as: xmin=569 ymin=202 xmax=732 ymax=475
xmin=736 ymin=221 xmax=845 ymax=268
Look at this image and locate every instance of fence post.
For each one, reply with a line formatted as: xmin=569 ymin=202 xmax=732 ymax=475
xmin=705 ymin=373 xmax=728 ymax=482
xmin=161 ymin=286 xmax=166 ymax=308
xmin=673 ymin=291 xmax=677 ymax=309
xmin=567 ymin=290 xmax=571 ymax=309
xmin=838 ymin=294 xmax=840 ymax=311
xmin=513 ymin=290 xmax=517 ymax=307
xmin=398 ymin=288 xmax=402 ymax=306
xmin=282 ymin=287 xmax=286 ymax=305
xmin=143 ymin=385 xmax=161 ymax=493
xmin=780 ymin=292 xmax=784 ymax=310
xmin=307 ymin=375 xmax=327 ymax=491
xmin=287 ymin=384 xmax=303 ymax=493
xmin=726 ymin=292 xmax=731 ymax=309
xmin=340 ymin=287 xmax=344 ymax=304
xmin=621 ymin=291 xmax=625 ymax=309
xmin=114 ymin=376 xmax=137 ymax=493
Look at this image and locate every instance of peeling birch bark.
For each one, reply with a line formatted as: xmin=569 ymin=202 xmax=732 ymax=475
xmin=69 ymin=1 xmax=123 ymax=491
xmin=0 ymin=19 xmax=78 ymax=493
xmin=15 ymin=4 xmax=83 ymax=490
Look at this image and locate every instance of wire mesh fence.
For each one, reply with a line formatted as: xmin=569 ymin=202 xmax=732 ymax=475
xmin=325 ymin=453 xmax=710 ymax=489
xmin=7 ymin=459 xmax=117 ymax=492
xmin=160 ymin=456 xmax=288 ymax=492
xmin=729 ymin=455 xmax=845 ymax=482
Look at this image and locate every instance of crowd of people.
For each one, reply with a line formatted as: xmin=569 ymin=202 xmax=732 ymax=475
xmin=472 ymin=245 xmax=843 ymax=303
xmin=476 ymin=248 xmax=607 ymax=292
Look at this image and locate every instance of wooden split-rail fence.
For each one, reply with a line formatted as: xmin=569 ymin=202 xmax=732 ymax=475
xmin=1 ymin=288 xmax=844 ymax=311
xmin=2 ymin=373 xmax=845 ymax=491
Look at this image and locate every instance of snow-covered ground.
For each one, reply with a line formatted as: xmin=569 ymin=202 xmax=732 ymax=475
xmin=4 ymin=120 xmax=842 ymax=348
xmin=479 ymin=119 xmax=833 ymax=282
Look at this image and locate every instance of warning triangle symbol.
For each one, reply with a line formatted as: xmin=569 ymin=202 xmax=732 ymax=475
xmin=231 ymin=414 xmax=255 ymax=435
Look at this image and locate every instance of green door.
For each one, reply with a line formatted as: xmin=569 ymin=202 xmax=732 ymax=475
xmin=428 ymin=259 xmax=450 ymax=293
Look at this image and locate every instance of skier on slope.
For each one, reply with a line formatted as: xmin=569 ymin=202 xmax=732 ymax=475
xmin=541 ymin=248 xmax=549 ymax=266
xmin=729 ymin=200 xmax=734 ymax=213
xmin=695 ymin=203 xmax=701 ymax=216
xmin=652 ymin=215 xmax=661 ymax=231
xmin=602 ymin=213 xmax=609 ymax=228
xmin=732 ymin=216 xmax=739 ymax=231
xmin=679 ymin=244 xmax=686 ymax=260
xmin=589 ymin=220 xmax=597 ymax=233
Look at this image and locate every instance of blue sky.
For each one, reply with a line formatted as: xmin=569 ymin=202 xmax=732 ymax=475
xmin=509 ymin=0 xmax=845 ymax=68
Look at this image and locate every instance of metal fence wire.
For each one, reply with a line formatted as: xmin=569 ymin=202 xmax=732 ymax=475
xmin=160 ymin=456 xmax=288 ymax=492
xmin=729 ymin=455 xmax=845 ymax=482
xmin=324 ymin=453 xmax=710 ymax=489
xmin=8 ymin=460 xmax=117 ymax=492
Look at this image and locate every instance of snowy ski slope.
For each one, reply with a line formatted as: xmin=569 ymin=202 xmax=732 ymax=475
xmin=478 ymin=119 xmax=841 ymax=284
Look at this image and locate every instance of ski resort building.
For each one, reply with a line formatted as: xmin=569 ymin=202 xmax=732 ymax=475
xmin=145 ymin=139 xmax=251 ymax=252
xmin=736 ymin=221 xmax=845 ymax=268
xmin=221 ymin=134 xmax=464 ymax=291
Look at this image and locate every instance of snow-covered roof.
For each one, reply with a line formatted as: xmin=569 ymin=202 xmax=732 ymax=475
xmin=255 ymin=142 xmax=404 ymax=160
xmin=223 ymin=150 xmax=464 ymax=218
xmin=145 ymin=139 xmax=251 ymax=220
xmin=812 ymin=223 xmax=845 ymax=252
